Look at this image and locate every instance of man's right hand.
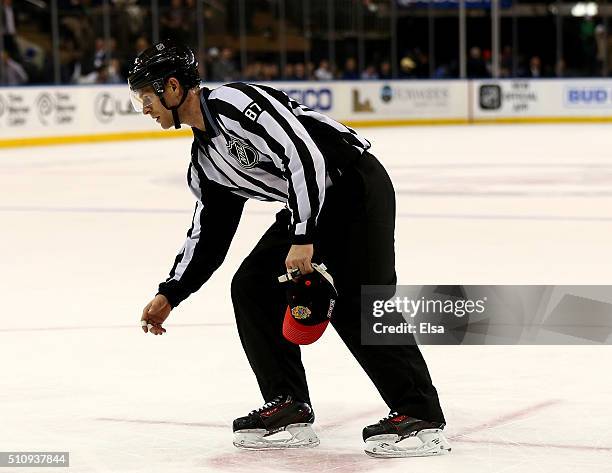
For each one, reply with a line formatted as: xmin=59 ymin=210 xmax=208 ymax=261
xmin=141 ymin=294 xmax=172 ymax=335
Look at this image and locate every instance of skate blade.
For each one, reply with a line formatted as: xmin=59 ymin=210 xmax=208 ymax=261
xmin=364 ymin=430 xmax=451 ymax=458
xmin=234 ymin=423 xmax=320 ymax=450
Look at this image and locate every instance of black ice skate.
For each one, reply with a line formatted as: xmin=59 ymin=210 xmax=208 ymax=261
xmin=363 ymin=412 xmax=451 ymax=458
xmin=232 ymin=395 xmax=319 ymax=450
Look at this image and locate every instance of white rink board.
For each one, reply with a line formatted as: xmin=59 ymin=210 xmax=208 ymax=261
xmin=472 ymin=79 xmax=612 ymax=119
xmin=0 ymin=85 xmax=162 ymax=138
xmin=0 ymin=81 xmax=468 ymax=142
xmin=325 ymin=80 xmax=469 ymax=122
xmin=2 ymin=79 xmax=612 ymax=145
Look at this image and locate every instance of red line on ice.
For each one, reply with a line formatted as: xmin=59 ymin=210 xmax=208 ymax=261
xmin=455 ymin=438 xmax=612 ymax=452
xmin=0 ymin=323 xmax=232 ymax=332
xmin=95 ymin=417 xmax=228 ymax=428
xmin=451 ymin=399 xmax=563 ymax=438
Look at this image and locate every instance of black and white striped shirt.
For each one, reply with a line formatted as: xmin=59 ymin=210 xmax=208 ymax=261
xmin=158 ymin=82 xmax=371 ymax=307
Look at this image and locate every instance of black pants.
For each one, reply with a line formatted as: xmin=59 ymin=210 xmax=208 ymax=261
xmin=231 ymin=153 xmax=445 ymax=423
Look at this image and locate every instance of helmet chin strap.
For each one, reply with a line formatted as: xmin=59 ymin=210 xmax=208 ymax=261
xmin=159 ymin=87 xmax=189 ymax=129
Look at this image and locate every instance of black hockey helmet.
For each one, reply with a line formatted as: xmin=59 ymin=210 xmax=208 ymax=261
xmin=128 ymin=39 xmax=200 ymax=128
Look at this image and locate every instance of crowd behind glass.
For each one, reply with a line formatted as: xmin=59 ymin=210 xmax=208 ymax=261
xmin=1 ymin=0 xmax=609 ymax=86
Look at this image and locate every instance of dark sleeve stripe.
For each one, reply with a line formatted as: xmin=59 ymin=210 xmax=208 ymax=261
xmin=186 ymin=161 xmax=193 ymax=188
xmin=192 ymin=145 xmax=237 ymax=192
xmin=254 ymin=160 xmax=286 ymax=180
xmin=283 ymin=92 xmax=371 ymax=152
xmin=296 ymin=105 xmax=370 ymax=150
xmin=252 ymin=83 xmax=293 ymax=108
xmin=166 ymin=250 xmax=185 ymax=281
xmin=158 ymin=184 xmax=247 ymax=308
xmin=168 ymin=200 xmax=205 ymax=283
xmin=211 ymin=97 xmax=302 ymax=224
xmin=226 ymin=83 xmax=322 ymax=237
xmin=165 ymin=201 xmax=198 ymax=280
xmin=190 ymin=149 xmax=210 ymax=195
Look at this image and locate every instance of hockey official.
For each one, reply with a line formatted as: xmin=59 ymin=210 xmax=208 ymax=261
xmin=131 ymin=40 xmax=450 ymax=458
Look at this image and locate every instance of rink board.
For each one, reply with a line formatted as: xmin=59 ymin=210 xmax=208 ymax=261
xmin=1 ymin=79 xmax=612 ymax=147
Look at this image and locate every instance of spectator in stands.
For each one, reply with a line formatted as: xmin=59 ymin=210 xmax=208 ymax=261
xmin=2 ymin=0 xmax=21 ymax=62
xmin=204 ymin=47 xmax=219 ymax=79
xmin=500 ymin=45 xmax=513 ymax=77
xmin=555 ymin=58 xmax=567 ymax=77
xmin=293 ymin=62 xmax=307 ymax=80
xmin=432 ymin=64 xmax=450 ymax=79
xmin=1 ymin=50 xmax=27 ymax=85
xmin=595 ymin=24 xmax=606 ymax=76
xmin=413 ymin=49 xmax=430 ymax=78
xmin=107 ymin=37 xmax=118 ymax=62
xmin=379 ymin=60 xmax=392 ymax=79
xmin=107 ymin=58 xmax=123 ymax=84
xmin=60 ymin=0 xmax=95 ymax=64
xmin=134 ymin=36 xmax=150 ymax=56
xmin=361 ymin=64 xmax=378 ymax=80
xmin=467 ymin=46 xmax=488 ymax=78
xmin=481 ymin=49 xmax=492 ymax=76
xmin=262 ymin=62 xmax=279 ymax=81
xmin=314 ymin=59 xmax=333 ymax=80
xmin=244 ymin=61 xmax=265 ymax=81
xmin=579 ymin=16 xmax=597 ymax=75
xmin=306 ymin=61 xmax=315 ymax=79
xmin=182 ymin=0 xmax=198 ymax=47
xmin=341 ymin=57 xmax=359 ymax=80
xmin=19 ymin=44 xmax=46 ymax=84
xmin=84 ymin=37 xmax=117 ymax=75
xmin=160 ymin=0 xmax=189 ymax=44
xmin=92 ymin=37 xmax=108 ymax=71
xmin=113 ymin=0 xmax=145 ymax=52
xmin=210 ymin=47 xmax=238 ymax=81
xmin=122 ymin=35 xmax=150 ymax=80
xmin=526 ymin=55 xmax=542 ymax=78
xmin=398 ymin=55 xmax=416 ymax=78
xmin=59 ymin=38 xmax=84 ymax=84
xmin=283 ymin=63 xmax=295 ymax=80
xmin=78 ymin=62 xmax=109 ymax=84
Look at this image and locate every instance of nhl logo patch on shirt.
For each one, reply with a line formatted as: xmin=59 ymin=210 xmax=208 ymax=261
xmin=228 ymin=139 xmax=260 ymax=169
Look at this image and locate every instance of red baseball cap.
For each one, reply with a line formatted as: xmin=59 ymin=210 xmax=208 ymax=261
xmin=279 ymin=264 xmax=338 ymax=345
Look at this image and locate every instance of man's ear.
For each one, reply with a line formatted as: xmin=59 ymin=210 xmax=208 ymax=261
xmin=167 ymin=77 xmax=181 ymax=94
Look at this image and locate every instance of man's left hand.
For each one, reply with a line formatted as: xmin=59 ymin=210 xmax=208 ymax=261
xmin=285 ymin=244 xmax=314 ymax=275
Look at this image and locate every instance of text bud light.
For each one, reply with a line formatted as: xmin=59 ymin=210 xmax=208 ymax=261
xmin=567 ymin=88 xmax=609 ymax=104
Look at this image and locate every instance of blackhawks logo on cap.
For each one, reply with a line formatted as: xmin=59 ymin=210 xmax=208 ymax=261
xmin=291 ymin=306 xmax=312 ymax=320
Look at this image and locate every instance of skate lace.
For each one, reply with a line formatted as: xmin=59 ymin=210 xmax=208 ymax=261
xmin=251 ymin=395 xmax=286 ymax=415
xmin=380 ymin=411 xmax=399 ymax=423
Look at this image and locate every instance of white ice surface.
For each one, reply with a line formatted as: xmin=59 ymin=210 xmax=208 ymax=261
xmin=1 ymin=124 xmax=612 ymax=472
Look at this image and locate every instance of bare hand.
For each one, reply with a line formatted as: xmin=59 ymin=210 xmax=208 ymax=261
xmin=141 ymin=294 xmax=171 ymax=335
xmin=285 ymin=244 xmax=314 ymax=275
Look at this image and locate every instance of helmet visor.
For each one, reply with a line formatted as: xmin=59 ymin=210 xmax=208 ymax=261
xmin=129 ymin=87 xmax=160 ymax=113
